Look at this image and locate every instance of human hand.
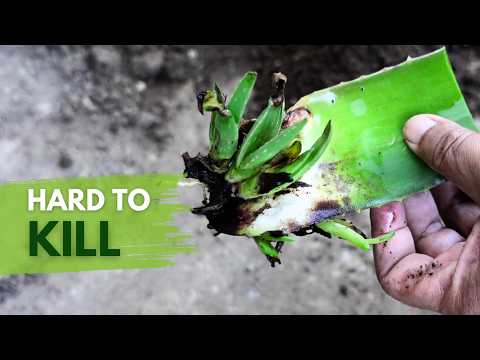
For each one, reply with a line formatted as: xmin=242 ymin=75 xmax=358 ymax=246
xmin=370 ymin=114 xmax=480 ymax=314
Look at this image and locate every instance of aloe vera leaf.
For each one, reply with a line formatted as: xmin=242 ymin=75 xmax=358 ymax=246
xmin=238 ymin=120 xmax=331 ymax=198
xmin=226 ymin=130 xmax=305 ymax=183
xmin=227 ymin=139 xmax=302 ymax=183
xmin=227 ymin=71 xmax=257 ymax=124
xmin=214 ymin=83 xmax=225 ymax=104
xmin=276 ymin=120 xmax=332 ymax=180
xmin=240 ymin=119 xmax=308 ymax=170
xmin=260 ymin=140 xmax=303 ymax=172
xmin=235 ymin=100 xmax=285 ymax=167
xmin=316 ymin=219 xmax=393 ymax=250
xmin=225 ymin=166 xmax=259 ymax=183
xmin=367 ymin=231 xmax=395 ymax=245
xmin=316 ymin=220 xmax=370 ymax=251
xmin=254 ymin=237 xmax=279 ymax=258
xmin=209 ymin=112 xmax=239 ymax=161
xmin=257 ymin=234 xmax=295 ymax=243
xmin=205 ymin=82 xmax=241 ymax=162
xmin=231 ymin=48 xmax=478 ymax=237
xmin=209 ymin=112 xmax=217 ymax=143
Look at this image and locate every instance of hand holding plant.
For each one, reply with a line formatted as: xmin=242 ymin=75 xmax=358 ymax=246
xmin=371 ymin=115 xmax=480 ymax=314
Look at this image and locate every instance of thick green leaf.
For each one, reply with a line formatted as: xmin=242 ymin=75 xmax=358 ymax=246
xmin=254 ymin=237 xmax=279 ymax=258
xmin=209 ymin=112 xmax=217 ymax=144
xmin=209 ymin=112 xmax=239 ymax=161
xmin=316 ymin=219 xmax=393 ymax=251
xmin=234 ymin=100 xmax=284 ymax=167
xmin=240 ymin=119 xmax=308 ymax=170
xmin=368 ymin=232 xmax=395 ymax=245
xmin=208 ymin=73 xmax=256 ymax=162
xmin=257 ymin=234 xmax=295 ymax=243
xmin=278 ymin=120 xmax=332 ymax=180
xmin=316 ymin=220 xmax=370 ymax=251
xmin=227 ymin=71 xmax=257 ymax=124
xmin=224 ymin=166 xmax=259 ymax=184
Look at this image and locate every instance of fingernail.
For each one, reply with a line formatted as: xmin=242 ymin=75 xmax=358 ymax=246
xmin=404 ymin=115 xmax=438 ymax=145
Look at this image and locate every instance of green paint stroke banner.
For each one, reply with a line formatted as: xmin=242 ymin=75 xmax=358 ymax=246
xmin=0 ymin=173 xmax=194 ymax=275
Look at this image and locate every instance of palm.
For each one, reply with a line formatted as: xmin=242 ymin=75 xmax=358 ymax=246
xmin=370 ymin=181 xmax=480 ymax=314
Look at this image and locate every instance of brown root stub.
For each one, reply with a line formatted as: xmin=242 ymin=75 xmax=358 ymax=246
xmin=271 ymin=72 xmax=287 ymax=106
xmin=182 ymin=152 xmax=221 ymax=187
xmin=268 ymin=252 xmax=282 ymax=268
xmin=196 ymin=91 xmax=207 ymax=115
xmin=182 ymin=152 xmax=231 ymax=217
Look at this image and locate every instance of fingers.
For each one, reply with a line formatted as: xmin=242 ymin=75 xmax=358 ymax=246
xmin=431 ymin=182 xmax=480 ymax=237
xmin=455 ymin=220 xmax=480 ymax=279
xmin=370 ymin=201 xmax=459 ymax=312
xmin=370 ymin=202 xmax=414 ymax=279
xmin=404 ymin=191 xmax=443 ymax=244
xmin=403 ymin=114 xmax=480 ymax=204
xmin=379 ymin=252 xmax=455 ymax=312
xmin=441 ymin=221 xmax=480 ymax=314
xmin=404 ymin=191 xmax=464 ymax=257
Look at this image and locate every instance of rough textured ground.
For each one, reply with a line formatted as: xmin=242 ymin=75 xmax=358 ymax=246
xmin=0 ymin=45 xmax=479 ymax=314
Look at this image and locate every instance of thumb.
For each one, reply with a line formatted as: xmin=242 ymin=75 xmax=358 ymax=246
xmin=403 ymin=114 xmax=480 ymax=204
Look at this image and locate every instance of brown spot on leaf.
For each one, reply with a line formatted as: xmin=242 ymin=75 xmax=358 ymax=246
xmin=285 ymin=220 xmax=303 ymax=233
xmin=271 ymin=72 xmax=287 ymax=106
xmin=282 ymin=107 xmax=312 ymax=129
xmin=309 ymin=199 xmax=349 ymax=225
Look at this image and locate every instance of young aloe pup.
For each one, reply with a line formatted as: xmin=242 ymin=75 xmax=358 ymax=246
xmin=182 ymin=48 xmax=477 ymax=267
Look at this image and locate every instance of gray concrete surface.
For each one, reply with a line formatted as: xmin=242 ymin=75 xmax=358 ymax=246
xmin=0 ymin=45 xmax=478 ymax=314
